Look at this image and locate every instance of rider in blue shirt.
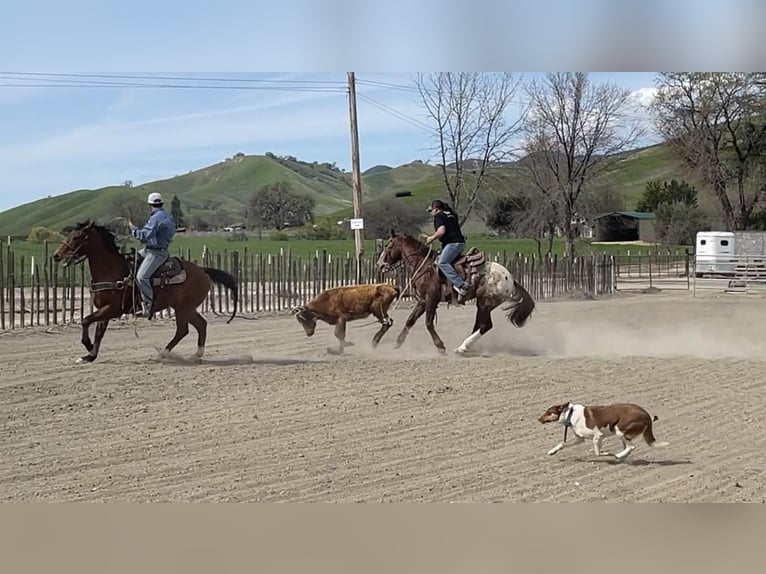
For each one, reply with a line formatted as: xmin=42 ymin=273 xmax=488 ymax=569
xmin=129 ymin=192 xmax=176 ymax=319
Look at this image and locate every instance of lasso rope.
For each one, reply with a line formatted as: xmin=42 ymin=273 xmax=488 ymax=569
xmin=103 ymin=216 xmax=142 ymax=336
xmin=390 ymin=242 xmax=433 ymax=312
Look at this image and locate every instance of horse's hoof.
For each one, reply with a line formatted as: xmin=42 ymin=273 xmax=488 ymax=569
xmin=326 ymin=348 xmax=342 ymax=355
xmin=76 ymin=355 xmax=94 ymax=364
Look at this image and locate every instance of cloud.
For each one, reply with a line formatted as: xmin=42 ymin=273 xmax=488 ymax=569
xmin=631 ymin=86 xmax=657 ymax=108
xmin=0 ymin=88 xmax=427 ymax=170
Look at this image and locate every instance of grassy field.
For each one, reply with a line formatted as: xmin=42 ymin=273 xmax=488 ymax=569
xmin=2 ymin=234 xmax=687 ymax=267
xmin=0 ymin=142 xmax=704 ymax=238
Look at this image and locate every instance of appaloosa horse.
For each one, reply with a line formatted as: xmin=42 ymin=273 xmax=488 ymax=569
xmin=53 ymin=220 xmax=238 ymax=363
xmin=376 ymin=228 xmax=535 ymax=355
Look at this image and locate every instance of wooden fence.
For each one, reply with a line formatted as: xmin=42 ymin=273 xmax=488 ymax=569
xmin=1 ymin=240 xmax=623 ymax=331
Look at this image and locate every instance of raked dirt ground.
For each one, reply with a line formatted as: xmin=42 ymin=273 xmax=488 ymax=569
xmin=1 ymin=289 xmax=765 ymax=502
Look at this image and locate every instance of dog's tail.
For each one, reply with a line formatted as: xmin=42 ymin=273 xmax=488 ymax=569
xmin=644 ymin=418 xmax=669 ymax=447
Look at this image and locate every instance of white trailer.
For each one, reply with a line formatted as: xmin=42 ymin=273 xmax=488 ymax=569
xmin=694 ymin=231 xmax=736 ymax=277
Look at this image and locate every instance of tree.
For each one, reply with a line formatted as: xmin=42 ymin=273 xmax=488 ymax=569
xmin=414 ymin=72 xmax=526 ymax=224
xmin=27 ymin=226 xmax=62 ymax=243
xmin=650 ymin=72 xmax=766 ymax=230
xmin=485 ymin=190 xmax=559 ymax=257
xmin=637 ymin=179 xmax=698 ymax=212
xmin=364 ymin=198 xmax=430 ymax=239
xmin=577 ymin=183 xmax=626 ymax=218
xmin=520 ymin=72 xmax=646 ymax=256
xmin=249 ymin=182 xmax=315 ymax=231
xmin=654 ymin=203 xmax=706 ymax=248
xmin=170 ymin=194 xmax=186 ymax=228
xmin=190 ymin=214 xmax=210 ymax=231
xmin=112 ymin=193 xmax=148 ymax=223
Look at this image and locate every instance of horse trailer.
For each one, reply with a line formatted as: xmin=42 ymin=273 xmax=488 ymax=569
xmin=694 ymin=231 xmax=736 ymax=277
xmin=695 ymin=230 xmax=766 ymax=278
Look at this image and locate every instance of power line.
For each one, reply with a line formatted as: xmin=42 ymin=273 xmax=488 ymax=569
xmin=357 ymin=93 xmax=432 ymax=132
xmin=0 ymin=72 xmax=347 ymax=92
xmin=355 ymin=78 xmax=419 ymax=92
xmin=0 ymin=71 xmax=346 ymax=85
xmin=0 ymin=81 xmax=346 ymax=93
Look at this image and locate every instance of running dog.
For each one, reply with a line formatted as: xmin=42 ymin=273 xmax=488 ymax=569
xmin=538 ymin=401 xmax=670 ymax=462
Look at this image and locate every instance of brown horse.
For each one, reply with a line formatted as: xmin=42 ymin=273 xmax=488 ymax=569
xmin=376 ymin=229 xmax=535 ymax=355
xmin=52 ymin=220 xmax=238 ymax=363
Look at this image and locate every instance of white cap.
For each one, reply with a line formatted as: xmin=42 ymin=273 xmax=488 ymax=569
xmin=147 ymin=192 xmax=163 ymax=205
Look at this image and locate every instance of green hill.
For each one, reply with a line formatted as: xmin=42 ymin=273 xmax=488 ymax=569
xmin=0 ymin=143 xmax=694 ymax=237
xmin=0 ymin=154 xmax=357 ymax=236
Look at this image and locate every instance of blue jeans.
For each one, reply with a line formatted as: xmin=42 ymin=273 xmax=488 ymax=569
xmin=438 ymin=242 xmax=466 ymax=289
xmin=136 ymin=248 xmax=168 ymax=311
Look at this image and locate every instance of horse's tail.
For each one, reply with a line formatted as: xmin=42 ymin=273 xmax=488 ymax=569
xmin=503 ymin=279 xmax=535 ymax=328
xmin=203 ymin=267 xmax=238 ymax=324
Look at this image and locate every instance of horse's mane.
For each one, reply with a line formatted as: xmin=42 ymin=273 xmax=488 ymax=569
xmin=396 ymin=234 xmax=437 ymax=260
xmin=76 ymin=220 xmax=122 ymax=255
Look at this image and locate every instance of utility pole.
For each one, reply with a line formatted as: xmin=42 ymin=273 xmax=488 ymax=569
xmin=347 ymin=72 xmax=365 ymax=284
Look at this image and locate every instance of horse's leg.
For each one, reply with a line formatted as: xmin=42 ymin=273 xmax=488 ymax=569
xmin=188 ymin=311 xmax=208 ymax=360
xmin=158 ymin=309 xmax=190 ymax=359
xmin=371 ymin=316 xmax=393 ymax=348
xmin=424 ymin=301 xmax=446 ymax=354
xmin=77 ymin=306 xmax=119 ymax=363
xmin=395 ymin=299 xmax=427 ymax=348
xmin=83 ymin=320 xmax=111 ymax=363
xmin=80 ymin=321 xmax=94 ymax=354
xmin=328 ymin=319 xmax=348 ymax=355
xmin=455 ymin=301 xmax=495 ymax=355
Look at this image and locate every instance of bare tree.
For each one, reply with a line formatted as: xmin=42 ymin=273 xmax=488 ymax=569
xmin=415 ymin=72 xmax=526 ymax=225
xmin=650 ymin=72 xmax=766 ymax=230
xmin=112 ymin=193 xmax=148 ymax=223
xmin=485 ymin=188 xmax=559 ymax=257
xmin=521 ymin=72 xmax=646 ymax=256
xmin=365 ymin=198 xmax=430 ymax=239
xmin=654 ymin=202 xmax=707 ymax=250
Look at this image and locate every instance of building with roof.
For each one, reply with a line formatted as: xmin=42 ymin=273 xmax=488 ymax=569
xmin=593 ymin=211 xmax=656 ymax=243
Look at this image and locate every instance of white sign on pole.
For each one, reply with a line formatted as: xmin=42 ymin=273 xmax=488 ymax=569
xmin=349 ymin=218 xmax=364 ymax=230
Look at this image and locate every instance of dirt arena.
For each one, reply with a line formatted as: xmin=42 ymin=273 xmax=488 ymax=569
xmin=1 ymin=289 xmax=765 ymax=502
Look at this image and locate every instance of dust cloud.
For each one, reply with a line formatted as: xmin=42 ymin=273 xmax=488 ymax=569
xmin=347 ymin=294 xmax=766 ymax=362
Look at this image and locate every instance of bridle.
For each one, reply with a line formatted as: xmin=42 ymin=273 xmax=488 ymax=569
xmin=379 ymin=237 xmax=434 ymax=303
xmin=58 ymin=237 xmax=88 ymax=266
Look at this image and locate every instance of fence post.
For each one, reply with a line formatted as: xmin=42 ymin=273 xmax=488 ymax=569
xmin=9 ymin=248 xmax=15 ymax=329
xmin=0 ymin=241 xmax=5 ymax=330
xmin=684 ymin=248 xmax=690 ymax=290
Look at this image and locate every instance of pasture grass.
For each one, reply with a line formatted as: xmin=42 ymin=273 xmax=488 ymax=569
xmin=2 ymin=234 xmax=687 ymax=267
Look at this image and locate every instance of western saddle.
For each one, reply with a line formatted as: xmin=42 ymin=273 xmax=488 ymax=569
xmin=436 ymin=247 xmax=487 ymax=303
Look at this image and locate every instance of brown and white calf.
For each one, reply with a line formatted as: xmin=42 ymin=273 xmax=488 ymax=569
xmin=538 ymin=401 xmax=670 ymax=462
xmin=292 ymin=283 xmax=400 ymax=354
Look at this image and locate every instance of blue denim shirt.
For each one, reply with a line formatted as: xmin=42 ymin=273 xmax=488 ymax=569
xmin=131 ymin=208 xmax=176 ymax=250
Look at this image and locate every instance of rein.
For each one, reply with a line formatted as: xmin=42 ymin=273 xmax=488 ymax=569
xmin=390 ymin=243 xmax=433 ymax=311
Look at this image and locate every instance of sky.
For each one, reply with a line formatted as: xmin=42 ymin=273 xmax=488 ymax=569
xmin=1 ymin=0 xmax=763 ymax=213
xmin=0 ymin=72 xmax=661 ymax=212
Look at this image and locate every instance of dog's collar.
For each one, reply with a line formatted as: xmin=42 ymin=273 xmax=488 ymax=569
xmin=563 ymin=405 xmax=575 ymax=442
xmin=564 ymin=406 xmax=574 ymax=427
